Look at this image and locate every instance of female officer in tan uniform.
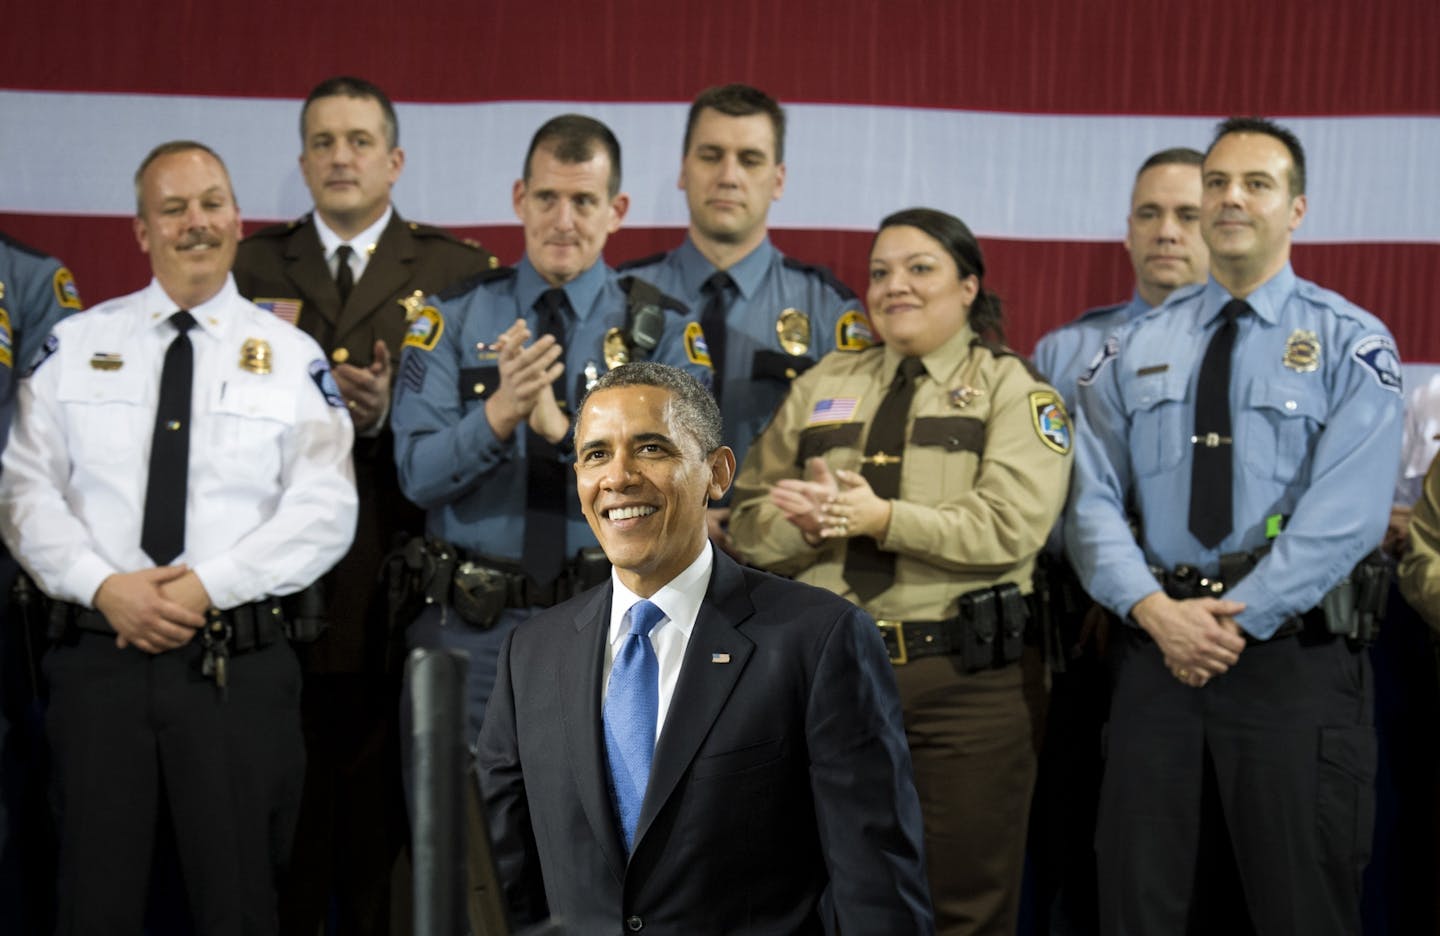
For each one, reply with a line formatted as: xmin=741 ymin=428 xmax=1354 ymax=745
xmin=730 ymin=208 xmax=1072 ymax=935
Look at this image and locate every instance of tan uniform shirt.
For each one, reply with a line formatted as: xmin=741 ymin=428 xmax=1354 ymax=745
xmin=731 ymin=324 xmax=1073 ymax=622
xmin=1399 ymin=451 xmax=1440 ymax=632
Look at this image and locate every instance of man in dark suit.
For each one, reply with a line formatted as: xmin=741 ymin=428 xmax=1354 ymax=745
xmin=477 ymin=361 xmax=932 ymax=934
xmin=232 ymin=76 xmax=495 ymax=935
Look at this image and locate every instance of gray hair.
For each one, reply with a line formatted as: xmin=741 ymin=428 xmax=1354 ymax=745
xmin=578 ymin=362 xmax=722 ymax=456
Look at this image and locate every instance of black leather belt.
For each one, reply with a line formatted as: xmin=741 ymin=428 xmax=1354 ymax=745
xmin=58 ymin=596 xmax=288 ymax=652
xmin=877 ymin=585 xmax=1039 ymax=670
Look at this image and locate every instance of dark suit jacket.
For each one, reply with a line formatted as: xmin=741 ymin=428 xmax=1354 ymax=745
xmin=233 ymin=211 xmax=495 ymax=673
xmin=477 ymin=549 xmax=933 ymax=935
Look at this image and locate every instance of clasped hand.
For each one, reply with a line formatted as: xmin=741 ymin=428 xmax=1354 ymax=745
xmin=770 ymin=456 xmax=892 ymax=547
xmin=485 ymin=319 xmax=569 ymax=443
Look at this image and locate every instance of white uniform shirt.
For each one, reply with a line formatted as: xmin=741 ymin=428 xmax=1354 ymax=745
xmin=0 ymin=276 xmax=358 ymax=610
xmin=601 ymin=544 xmax=713 ymax=748
xmin=314 ymin=205 xmax=392 ymax=283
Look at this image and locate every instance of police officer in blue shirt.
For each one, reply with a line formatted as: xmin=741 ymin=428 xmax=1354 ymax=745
xmin=1067 ymin=117 xmax=1402 ymax=935
xmin=0 ymin=233 xmax=81 ymax=934
xmin=618 ymin=84 xmax=869 ymax=549
xmin=1028 ymin=147 xmax=1207 ymax=936
xmin=391 ymin=115 xmax=711 ymax=745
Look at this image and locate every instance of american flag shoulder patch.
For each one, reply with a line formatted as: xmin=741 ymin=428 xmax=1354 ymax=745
xmin=253 ymin=298 xmax=302 ymax=325
xmin=808 ymin=396 xmax=860 ymax=425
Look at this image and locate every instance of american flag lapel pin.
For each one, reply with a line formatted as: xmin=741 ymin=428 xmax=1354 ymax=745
xmin=711 ymin=652 xmax=731 ymax=664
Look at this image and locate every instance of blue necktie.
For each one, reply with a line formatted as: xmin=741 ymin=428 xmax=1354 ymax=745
xmin=603 ymin=598 xmax=666 ymax=853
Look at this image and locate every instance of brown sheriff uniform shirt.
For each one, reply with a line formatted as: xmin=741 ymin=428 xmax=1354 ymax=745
xmin=731 ymin=324 xmax=1073 ymax=622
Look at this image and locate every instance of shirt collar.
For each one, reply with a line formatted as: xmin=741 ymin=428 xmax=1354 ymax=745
xmin=607 ymin=542 xmax=715 ymax=649
xmin=143 ymin=275 xmax=238 ymax=340
xmin=881 ymin=322 xmax=977 ymax=385
xmin=515 ymin=254 xmax=609 ymax=322
xmin=1200 ymin=263 xmax=1296 ymax=327
xmin=674 ymin=235 xmax=776 ymax=301
xmin=313 ymin=205 xmax=393 ymax=262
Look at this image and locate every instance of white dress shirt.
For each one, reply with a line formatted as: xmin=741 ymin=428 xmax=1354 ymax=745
xmin=314 ymin=206 xmax=393 ymax=283
xmin=602 ymin=544 xmax=714 ymax=747
xmin=0 ymin=276 xmax=358 ymax=610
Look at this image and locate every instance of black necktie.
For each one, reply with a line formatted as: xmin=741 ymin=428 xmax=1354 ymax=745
xmin=141 ymin=311 xmax=197 ymax=565
xmin=700 ymin=271 xmax=733 ymax=406
xmin=1188 ymin=299 xmax=1248 ymax=549
xmin=521 ymin=288 xmax=569 ymax=586
xmin=335 ymin=244 xmax=354 ymax=306
xmin=843 ymin=357 xmax=926 ymax=601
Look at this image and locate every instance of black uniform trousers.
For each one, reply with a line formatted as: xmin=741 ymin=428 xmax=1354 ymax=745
xmin=1098 ymin=626 xmax=1375 ymax=936
xmin=45 ymin=632 xmax=304 ymax=935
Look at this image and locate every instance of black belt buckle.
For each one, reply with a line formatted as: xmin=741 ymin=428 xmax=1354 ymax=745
xmin=877 ymin=620 xmax=907 ymax=665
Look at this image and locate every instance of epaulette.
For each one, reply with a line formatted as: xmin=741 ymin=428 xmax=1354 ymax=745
xmin=1074 ymin=301 xmax=1129 ymax=323
xmin=405 ymin=221 xmax=499 ymax=268
xmin=437 ymin=265 xmax=516 ymax=301
xmin=781 ymin=256 xmax=858 ymax=301
xmin=0 ymin=231 xmax=55 ymax=260
xmin=245 ymin=216 xmax=311 ymax=240
xmin=972 ymin=337 xmax=1046 ymax=382
xmin=615 ymin=251 xmax=670 ymax=272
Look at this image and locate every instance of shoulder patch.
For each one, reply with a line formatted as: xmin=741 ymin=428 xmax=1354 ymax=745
xmin=308 ymin=359 xmax=347 ymax=408
xmin=252 ymin=297 xmax=303 ymax=325
xmin=1351 ymin=334 xmax=1402 ymax=394
xmin=52 ymin=267 xmax=82 ymax=310
xmin=0 ymin=308 xmax=12 ymax=368
xmin=437 ymin=265 xmax=515 ymax=301
xmin=1076 ymin=335 xmax=1119 ymax=388
xmin=25 ymin=333 xmax=59 ymax=377
xmin=1029 ymin=390 xmax=1072 ymax=455
xmin=781 ymin=256 xmax=858 ymax=301
xmin=404 ymin=306 xmax=444 ymax=352
xmin=684 ymin=321 xmax=712 ymax=368
xmin=615 ymin=251 xmax=670 ymax=272
xmin=835 ymin=309 xmax=873 ymax=351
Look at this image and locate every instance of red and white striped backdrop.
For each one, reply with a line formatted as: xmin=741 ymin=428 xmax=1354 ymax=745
xmin=2 ymin=0 xmax=1437 ymax=358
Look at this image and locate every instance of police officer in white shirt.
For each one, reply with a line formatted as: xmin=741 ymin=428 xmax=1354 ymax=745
xmin=0 ymin=140 xmax=357 ymax=935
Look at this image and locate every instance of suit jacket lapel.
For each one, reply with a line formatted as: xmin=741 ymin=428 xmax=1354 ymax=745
xmin=558 ymin=583 xmax=628 ymax=881
xmin=633 ymin=552 xmax=755 ymax=851
xmin=283 ymin=217 xmax=340 ymax=329
xmin=337 ymin=212 xmax=415 ymax=344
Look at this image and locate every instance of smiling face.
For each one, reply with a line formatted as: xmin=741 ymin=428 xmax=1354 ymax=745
xmin=679 ymin=108 xmax=785 ymax=254
xmin=865 ymin=224 xmax=977 ymax=357
xmin=1201 ymin=131 xmax=1306 ymax=292
xmin=514 ymin=144 xmax=628 ymax=287
xmin=133 ymin=147 xmax=242 ymax=309
xmin=574 ymin=384 xmax=734 ymax=597
xmin=299 ymin=94 xmax=404 ymax=240
xmin=1125 ymin=161 xmax=1208 ymax=307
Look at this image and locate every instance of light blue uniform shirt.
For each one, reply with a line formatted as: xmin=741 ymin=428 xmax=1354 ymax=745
xmin=619 ymin=236 xmax=867 ymax=474
xmin=391 ymin=256 xmax=710 ymax=560
xmin=0 ymin=234 xmax=80 ymax=445
xmin=1065 ymin=265 xmax=1404 ymax=639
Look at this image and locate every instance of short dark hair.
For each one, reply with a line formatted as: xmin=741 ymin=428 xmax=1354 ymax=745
xmin=578 ymin=362 xmax=723 ymax=458
xmin=684 ymin=84 xmax=787 ymax=164
xmin=876 ymin=207 xmax=1005 ymax=343
xmin=134 ymin=140 xmax=233 ymax=214
xmin=522 ymin=114 xmax=623 ymax=199
xmin=1207 ymin=117 xmax=1306 ymax=197
xmin=1136 ymin=146 xmax=1203 ymax=180
xmin=301 ymin=76 xmax=399 ymax=150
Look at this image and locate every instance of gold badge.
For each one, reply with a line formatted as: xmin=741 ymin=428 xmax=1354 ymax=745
xmin=603 ymin=328 xmax=630 ymax=370
xmin=240 ymin=338 xmax=273 ymax=374
xmin=776 ymin=308 xmax=811 ymax=357
xmin=331 ymin=347 xmax=350 ymax=364
xmin=398 ymin=290 xmax=427 ymax=323
xmin=950 ymin=385 xmax=985 ymax=409
xmin=88 ymin=351 xmax=123 ymax=372
xmin=835 ymin=310 xmax=873 ymax=352
xmin=1283 ymin=329 xmax=1321 ymax=372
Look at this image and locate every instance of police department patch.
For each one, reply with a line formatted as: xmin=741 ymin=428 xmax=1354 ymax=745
xmin=0 ymin=309 xmax=12 ymax=368
xmin=1076 ymin=336 xmax=1118 ymax=387
xmin=24 ymin=333 xmax=59 ymax=377
xmin=53 ymin=267 xmax=82 ymax=310
xmin=684 ymin=321 xmax=712 ymax=368
xmin=403 ymin=306 xmax=444 ymax=352
xmin=835 ymin=310 xmax=873 ymax=351
xmin=1029 ymin=390 xmax=1072 ymax=455
xmin=308 ymin=358 xmax=347 ymax=408
xmin=1351 ymin=334 xmax=1402 ymax=393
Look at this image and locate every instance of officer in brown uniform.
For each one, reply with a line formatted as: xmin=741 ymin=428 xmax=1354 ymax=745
xmin=231 ymin=76 xmax=495 ymax=936
xmin=730 ymin=208 xmax=1072 ymax=935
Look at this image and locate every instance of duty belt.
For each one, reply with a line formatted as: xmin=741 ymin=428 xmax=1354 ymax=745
xmin=877 ymin=582 xmax=1038 ymax=670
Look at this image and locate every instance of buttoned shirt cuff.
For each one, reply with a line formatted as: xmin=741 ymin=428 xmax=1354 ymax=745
xmin=65 ymin=554 xmax=121 ymax=608
xmin=1224 ymin=577 xmax=1291 ymax=641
